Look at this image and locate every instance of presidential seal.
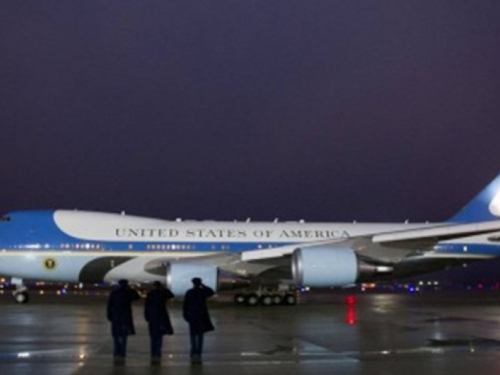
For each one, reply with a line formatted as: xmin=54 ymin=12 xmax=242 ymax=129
xmin=43 ymin=258 xmax=57 ymax=270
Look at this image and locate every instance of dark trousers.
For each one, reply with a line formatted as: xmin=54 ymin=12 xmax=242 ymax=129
xmin=113 ymin=334 xmax=128 ymax=357
xmin=150 ymin=334 xmax=163 ymax=357
xmin=190 ymin=332 xmax=204 ymax=357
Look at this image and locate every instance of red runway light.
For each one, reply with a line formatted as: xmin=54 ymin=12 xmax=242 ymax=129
xmin=344 ymin=295 xmax=357 ymax=306
xmin=346 ymin=306 xmax=356 ymax=325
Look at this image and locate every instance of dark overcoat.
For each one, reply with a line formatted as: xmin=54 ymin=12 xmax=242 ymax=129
xmin=144 ymin=287 xmax=175 ymax=336
xmin=107 ymin=286 xmax=140 ymax=336
xmin=183 ymin=285 xmax=215 ymax=334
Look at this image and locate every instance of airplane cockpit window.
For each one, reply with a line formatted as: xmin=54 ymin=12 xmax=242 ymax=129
xmin=1 ymin=215 xmax=11 ymax=222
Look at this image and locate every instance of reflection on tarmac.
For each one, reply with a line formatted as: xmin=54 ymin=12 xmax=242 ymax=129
xmin=2 ymin=291 xmax=500 ymax=374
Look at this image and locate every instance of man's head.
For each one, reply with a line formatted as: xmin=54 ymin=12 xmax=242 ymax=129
xmin=118 ymin=279 xmax=128 ymax=288
xmin=192 ymin=277 xmax=202 ymax=287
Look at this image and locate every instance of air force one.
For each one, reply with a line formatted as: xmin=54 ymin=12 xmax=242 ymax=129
xmin=3 ymin=172 xmax=500 ymax=304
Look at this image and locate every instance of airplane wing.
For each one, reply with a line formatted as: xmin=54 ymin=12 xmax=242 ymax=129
xmin=241 ymin=220 xmax=500 ymax=262
xmin=235 ymin=219 xmax=500 ymax=289
xmin=372 ymin=220 xmax=500 ymax=247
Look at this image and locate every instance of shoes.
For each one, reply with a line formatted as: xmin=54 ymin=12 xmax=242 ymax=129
xmin=150 ymin=356 xmax=161 ymax=365
xmin=113 ymin=355 xmax=125 ymax=365
xmin=190 ymin=354 xmax=202 ymax=364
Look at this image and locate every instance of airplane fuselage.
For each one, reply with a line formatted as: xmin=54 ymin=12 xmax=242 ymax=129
xmin=0 ymin=210 xmax=498 ymax=285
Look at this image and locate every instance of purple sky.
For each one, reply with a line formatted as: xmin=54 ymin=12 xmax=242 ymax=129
xmin=1 ymin=1 xmax=500 ymax=222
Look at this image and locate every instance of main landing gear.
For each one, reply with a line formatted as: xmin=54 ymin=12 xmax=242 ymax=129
xmin=234 ymin=288 xmax=298 ymax=306
xmin=11 ymin=278 xmax=30 ymax=304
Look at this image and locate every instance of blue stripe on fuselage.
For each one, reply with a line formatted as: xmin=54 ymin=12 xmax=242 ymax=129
xmin=0 ymin=210 xmax=293 ymax=252
xmin=0 ymin=210 xmax=66 ymax=248
xmin=435 ymin=243 xmax=500 ymax=256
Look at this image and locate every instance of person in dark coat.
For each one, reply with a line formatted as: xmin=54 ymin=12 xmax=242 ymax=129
xmin=183 ymin=277 xmax=215 ymax=364
xmin=107 ymin=279 xmax=140 ymax=359
xmin=144 ymin=281 xmax=174 ymax=361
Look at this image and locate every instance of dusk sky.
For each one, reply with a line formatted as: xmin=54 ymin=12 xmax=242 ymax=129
xmin=1 ymin=2 xmax=500 ymax=223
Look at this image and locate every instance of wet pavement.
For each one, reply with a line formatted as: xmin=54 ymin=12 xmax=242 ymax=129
xmin=1 ymin=290 xmax=500 ymax=374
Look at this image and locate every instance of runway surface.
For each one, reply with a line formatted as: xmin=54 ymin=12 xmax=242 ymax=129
xmin=1 ymin=289 xmax=500 ymax=374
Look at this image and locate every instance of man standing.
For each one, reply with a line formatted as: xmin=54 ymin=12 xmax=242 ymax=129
xmin=183 ymin=277 xmax=215 ymax=364
xmin=107 ymin=279 xmax=140 ymax=361
xmin=144 ymin=281 xmax=174 ymax=363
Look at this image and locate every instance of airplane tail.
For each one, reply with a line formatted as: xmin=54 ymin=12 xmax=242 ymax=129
xmin=449 ymin=171 xmax=500 ymax=222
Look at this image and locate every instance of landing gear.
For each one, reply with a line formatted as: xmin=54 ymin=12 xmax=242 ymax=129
xmin=234 ymin=288 xmax=297 ymax=307
xmin=11 ymin=278 xmax=29 ymax=304
xmin=14 ymin=290 xmax=29 ymax=303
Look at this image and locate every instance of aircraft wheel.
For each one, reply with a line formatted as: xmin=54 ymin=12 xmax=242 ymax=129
xmin=234 ymin=293 xmax=246 ymax=305
xmin=246 ymin=294 xmax=259 ymax=306
xmin=260 ymin=295 xmax=273 ymax=306
xmin=14 ymin=292 xmax=29 ymax=304
xmin=284 ymin=293 xmax=297 ymax=306
xmin=272 ymin=294 xmax=283 ymax=305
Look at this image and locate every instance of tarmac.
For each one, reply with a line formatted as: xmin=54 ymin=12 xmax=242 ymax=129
xmin=2 ymin=289 xmax=500 ymax=375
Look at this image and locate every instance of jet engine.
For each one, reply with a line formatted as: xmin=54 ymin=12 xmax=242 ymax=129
xmin=292 ymin=247 xmax=392 ymax=287
xmin=166 ymin=263 xmax=219 ymax=296
xmin=165 ymin=262 xmax=250 ymax=296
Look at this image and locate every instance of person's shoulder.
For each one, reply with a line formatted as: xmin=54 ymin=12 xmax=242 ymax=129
xmin=162 ymin=288 xmax=173 ymax=296
xmin=148 ymin=289 xmax=163 ymax=298
xmin=129 ymin=288 xmax=140 ymax=297
xmin=204 ymin=287 xmax=215 ymax=295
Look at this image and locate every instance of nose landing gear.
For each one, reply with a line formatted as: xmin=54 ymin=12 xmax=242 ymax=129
xmin=11 ymin=278 xmax=30 ymax=304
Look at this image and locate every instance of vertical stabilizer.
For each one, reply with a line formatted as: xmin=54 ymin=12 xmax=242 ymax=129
xmin=449 ymin=171 xmax=500 ymax=222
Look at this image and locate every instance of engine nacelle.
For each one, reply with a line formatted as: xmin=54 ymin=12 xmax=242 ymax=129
xmin=166 ymin=263 xmax=219 ymax=296
xmin=292 ymin=247 xmax=359 ymax=287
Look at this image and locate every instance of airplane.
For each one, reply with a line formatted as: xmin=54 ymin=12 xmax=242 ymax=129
xmin=3 ymin=170 xmax=500 ymax=305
